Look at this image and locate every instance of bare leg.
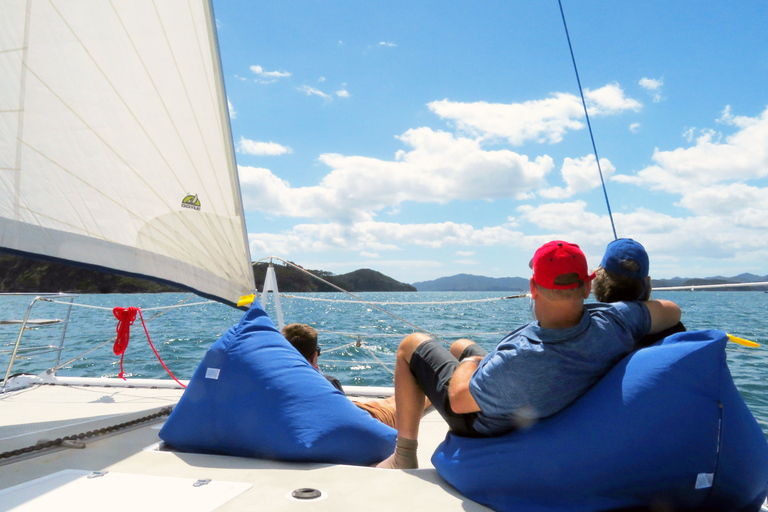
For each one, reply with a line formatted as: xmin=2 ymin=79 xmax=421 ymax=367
xmin=449 ymin=338 xmax=478 ymax=360
xmin=376 ymin=333 xmax=432 ymax=469
xmin=352 ymin=394 xmax=431 ymax=430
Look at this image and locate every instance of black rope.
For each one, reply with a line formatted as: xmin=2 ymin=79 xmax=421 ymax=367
xmin=557 ymin=0 xmax=618 ymax=240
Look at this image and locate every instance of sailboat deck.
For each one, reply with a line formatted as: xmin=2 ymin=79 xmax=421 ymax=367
xmin=0 ymin=382 xmax=490 ymax=511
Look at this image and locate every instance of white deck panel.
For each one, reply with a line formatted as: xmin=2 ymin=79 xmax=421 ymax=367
xmin=0 ymin=382 xmax=490 ymax=512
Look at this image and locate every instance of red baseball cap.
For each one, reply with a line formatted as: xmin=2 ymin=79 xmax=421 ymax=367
xmin=530 ymin=240 xmax=595 ymax=290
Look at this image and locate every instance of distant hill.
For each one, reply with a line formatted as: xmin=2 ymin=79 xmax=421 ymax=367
xmin=652 ymin=273 xmax=768 ymax=291
xmin=253 ymin=262 xmax=416 ymax=292
xmin=413 ymin=273 xmax=529 ymax=292
xmin=0 ymin=255 xmax=416 ymax=294
xmin=0 ymin=254 xmax=180 ymax=293
xmin=416 ymin=272 xmax=768 ymax=292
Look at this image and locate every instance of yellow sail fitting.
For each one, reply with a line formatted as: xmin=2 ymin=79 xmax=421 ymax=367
xmin=727 ymin=334 xmax=759 ymax=348
xmin=237 ymin=294 xmax=255 ymax=307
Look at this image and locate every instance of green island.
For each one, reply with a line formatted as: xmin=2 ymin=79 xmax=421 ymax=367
xmin=0 ymin=255 xmax=416 ymax=294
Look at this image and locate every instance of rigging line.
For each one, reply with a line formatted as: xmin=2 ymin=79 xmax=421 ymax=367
xmin=654 ymin=281 xmax=768 ymax=291
xmin=47 ymin=295 xmax=198 ymax=373
xmin=42 ymin=297 xmax=214 ymax=312
xmin=319 ymin=342 xmax=395 ymax=376
xmin=557 ymin=0 xmax=617 ymax=240
xmin=320 ymin=341 xmax=361 ymax=354
xmin=282 ymin=294 xmax=524 ymax=305
xmin=319 ymin=330 xmax=508 ymax=338
xmin=365 ymin=350 xmax=396 ymax=376
xmin=255 ymin=256 xmax=451 ymax=345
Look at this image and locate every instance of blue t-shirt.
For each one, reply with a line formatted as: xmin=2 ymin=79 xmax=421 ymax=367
xmin=468 ymin=301 xmax=651 ymax=436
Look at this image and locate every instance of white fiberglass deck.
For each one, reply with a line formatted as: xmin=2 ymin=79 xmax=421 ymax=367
xmin=0 ymin=381 xmax=490 ymax=512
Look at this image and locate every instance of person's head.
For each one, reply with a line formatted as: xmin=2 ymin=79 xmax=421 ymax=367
xmin=593 ymin=238 xmax=651 ymax=302
xmin=529 ymin=241 xmax=594 ymax=326
xmin=281 ymin=323 xmax=320 ymax=366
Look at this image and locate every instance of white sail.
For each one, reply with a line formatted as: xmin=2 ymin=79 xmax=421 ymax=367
xmin=0 ymin=0 xmax=254 ymax=305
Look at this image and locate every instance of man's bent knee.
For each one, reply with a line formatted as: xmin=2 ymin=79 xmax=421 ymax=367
xmin=450 ymin=338 xmax=477 ymax=360
xmin=398 ymin=333 xmax=434 ymax=363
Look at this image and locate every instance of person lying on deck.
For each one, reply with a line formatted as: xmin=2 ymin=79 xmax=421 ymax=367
xmin=282 ymin=323 xmax=410 ymax=429
xmin=593 ymin=238 xmax=686 ymax=347
xmin=377 ymin=240 xmax=682 ymax=469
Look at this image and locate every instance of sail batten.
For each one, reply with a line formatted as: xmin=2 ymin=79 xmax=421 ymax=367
xmin=0 ymin=0 xmax=255 ymax=306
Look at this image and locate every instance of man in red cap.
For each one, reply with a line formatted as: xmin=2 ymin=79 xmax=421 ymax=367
xmin=377 ymin=240 xmax=681 ymax=470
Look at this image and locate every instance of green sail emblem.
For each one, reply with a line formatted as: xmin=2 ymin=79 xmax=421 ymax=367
xmin=181 ymin=194 xmax=201 ymax=211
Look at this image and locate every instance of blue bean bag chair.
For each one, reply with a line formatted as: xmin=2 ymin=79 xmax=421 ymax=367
xmin=432 ymin=330 xmax=768 ymax=512
xmin=159 ymin=299 xmax=396 ymax=465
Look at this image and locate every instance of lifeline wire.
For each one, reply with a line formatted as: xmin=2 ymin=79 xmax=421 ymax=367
xmin=558 ymin=0 xmax=617 ymax=240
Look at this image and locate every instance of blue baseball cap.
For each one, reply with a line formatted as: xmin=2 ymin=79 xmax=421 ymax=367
xmin=600 ymin=238 xmax=649 ymax=280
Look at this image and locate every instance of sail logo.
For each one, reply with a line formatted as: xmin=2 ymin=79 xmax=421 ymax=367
xmin=181 ymin=194 xmax=201 ymax=211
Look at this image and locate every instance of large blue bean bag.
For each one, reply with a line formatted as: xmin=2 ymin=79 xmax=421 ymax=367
xmin=159 ymin=299 xmax=396 ymax=465
xmin=432 ymin=330 xmax=768 ymax=512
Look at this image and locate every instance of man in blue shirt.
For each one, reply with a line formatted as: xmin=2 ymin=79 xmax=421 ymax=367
xmin=377 ymin=240 xmax=681 ymax=469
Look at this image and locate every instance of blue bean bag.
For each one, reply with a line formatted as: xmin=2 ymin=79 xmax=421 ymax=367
xmin=159 ymin=299 xmax=396 ymax=465
xmin=432 ymin=330 xmax=768 ymax=512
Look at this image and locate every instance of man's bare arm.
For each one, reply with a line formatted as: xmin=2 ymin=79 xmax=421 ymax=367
xmin=643 ymin=299 xmax=682 ymax=334
xmin=448 ymin=357 xmax=482 ymax=414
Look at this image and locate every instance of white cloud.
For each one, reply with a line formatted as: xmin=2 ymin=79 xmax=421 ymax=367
xmin=336 ymin=89 xmax=350 ymax=98
xmin=298 ymin=85 xmax=331 ymax=99
xmin=516 ymin=201 xmax=611 ymax=244
xmin=238 ymin=127 xmax=553 ymax=222
xmin=250 ymin=65 xmax=291 ymax=80
xmin=629 ymin=122 xmax=640 ymax=133
xmin=614 ymin=106 xmax=768 ymax=192
xmin=539 ymin=155 xmax=616 ymax=199
xmin=639 ymin=77 xmax=664 ymax=103
xmin=639 ymin=77 xmax=663 ymax=91
xmin=676 ymin=183 xmax=768 ymax=229
xmin=583 ymin=83 xmax=642 ymax=115
xmin=250 ymin=65 xmax=291 ymax=85
xmin=236 ymin=138 xmax=292 ymax=156
xmin=360 ymin=251 xmax=380 ymax=258
xmin=428 ymin=83 xmax=641 ymax=145
xmin=228 ymin=100 xmax=236 ymax=119
xmin=514 ymin=202 xmax=736 ymax=266
xmin=318 ymin=77 xmax=326 ymax=83
xmin=247 ymin=195 xmax=768 ymax=276
xmin=378 ymin=42 xmax=397 ymax=47
xmin=248 ymin=220 xmax=525 ymax=256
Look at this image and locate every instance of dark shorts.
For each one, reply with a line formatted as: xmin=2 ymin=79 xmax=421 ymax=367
xmin=409 ymin=339 xmax=488 ymax=437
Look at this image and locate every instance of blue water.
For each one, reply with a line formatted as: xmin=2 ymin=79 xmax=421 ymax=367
xmin=2 ymin=291 xmax=768 ymax=434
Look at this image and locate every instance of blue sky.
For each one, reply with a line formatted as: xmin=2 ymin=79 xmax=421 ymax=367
xmin=212 ymin=1 xmax=768 ymax=284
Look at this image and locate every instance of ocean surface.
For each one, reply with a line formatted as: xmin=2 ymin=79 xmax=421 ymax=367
xmin=2 ymin=290 xmax=768 ymax=435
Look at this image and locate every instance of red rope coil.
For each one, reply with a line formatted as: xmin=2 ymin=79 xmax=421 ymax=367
xmin=112 ymin=306 xmax=185 ymax=387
